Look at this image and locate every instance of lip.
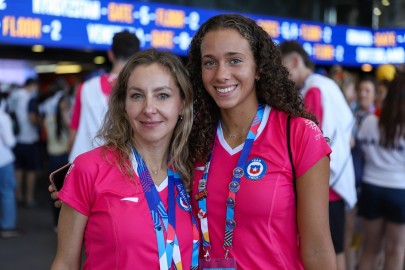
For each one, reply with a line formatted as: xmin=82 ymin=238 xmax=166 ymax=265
xmin=140 ymin=121 xmax=162 ymax=128
xmin=214 ymin=85 xmax=237 ymax=96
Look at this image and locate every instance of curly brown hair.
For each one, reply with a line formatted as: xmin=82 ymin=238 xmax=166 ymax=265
xmin=187 ymin=14 xmax=316 ymax=163
xmin=96 ymin=49 xmax=194 ymax=190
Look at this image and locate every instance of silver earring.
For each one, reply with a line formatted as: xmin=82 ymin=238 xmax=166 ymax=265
xmin=179 ymin=115 xmax=183 ymax=121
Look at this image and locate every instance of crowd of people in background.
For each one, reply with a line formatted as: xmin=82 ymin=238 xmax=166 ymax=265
xmin=0 ymin=15 xmax=404 ymax=269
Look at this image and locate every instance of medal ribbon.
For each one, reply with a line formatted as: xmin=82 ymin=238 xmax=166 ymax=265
xmin=196 ymin=104 xmax=265 ymax=259
xmin=132 ymin=148 xmax=199 ymax=270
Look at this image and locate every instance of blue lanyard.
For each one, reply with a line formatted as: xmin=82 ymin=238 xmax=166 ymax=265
xmin=196 ymin=104 xmax=265 ymax=259
xmin=132 ymin=148 xmax=199 ymax=269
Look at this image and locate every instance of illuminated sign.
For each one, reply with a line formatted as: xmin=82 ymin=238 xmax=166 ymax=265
xmin=0 ymin=0 xmax=404 ymax=66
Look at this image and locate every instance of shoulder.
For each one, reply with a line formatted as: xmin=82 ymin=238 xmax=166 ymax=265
xmin=269 ymin=109 xmax=319 ymax=131
xmin=73 ymin=146 xmax=111 ymax=168
xmin=358 ymin=114 xmax=378 ymax=136
xmin=81 ymin=76 xmax=102 ymax=90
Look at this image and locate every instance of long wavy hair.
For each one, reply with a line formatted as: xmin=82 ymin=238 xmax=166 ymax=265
xmin=379 ymin=72 xmax=405 ymax=148
xmin=97 ymin=49 xmax=194 ymax=189
xmin=187 ymin=14 xmax=315 ymax=163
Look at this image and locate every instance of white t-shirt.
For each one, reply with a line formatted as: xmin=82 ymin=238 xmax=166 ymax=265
xmin=0 ymin=107 xmax=16 ymax=166
xmin=358 ymin=114 xmax=405 ymax=189
xmin=8 ymin=88 xmax=39 ymax=144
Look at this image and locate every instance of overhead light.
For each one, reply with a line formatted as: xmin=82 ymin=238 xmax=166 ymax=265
xmin=35 ymin=63 xmax=82 ymax=74
xmin=94 ymin=56 xmax=105 ymax=64
xmin=361 ymin=64 xmax=373 ymax=72
xmin=381 ymin=0 xmax=390 ymax=7
xmin=32 ymin=45 xmax=44 ymax=53
xmin=35 ymin=64 xmax=57 ymax=73
xmin=56 ymin=64 xmax=82 ymax=74
xmin=373 ymin=7 xmax=381 ymax=16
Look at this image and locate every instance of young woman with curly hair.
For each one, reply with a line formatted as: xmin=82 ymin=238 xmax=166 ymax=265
xmin=187 ymin=14 xmax=336 ymax=269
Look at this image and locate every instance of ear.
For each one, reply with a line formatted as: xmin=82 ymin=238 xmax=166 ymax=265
xmin=107 ymin=50 xmax=115 ymax=63
xmin=291 ymin=52 xmax=303 ymax=68
xmin=255 ymin=71 xmax=260 ymax=81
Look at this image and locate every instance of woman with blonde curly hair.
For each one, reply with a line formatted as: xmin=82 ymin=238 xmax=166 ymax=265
xmin=51 ymin=49 xmax=199 ymax=270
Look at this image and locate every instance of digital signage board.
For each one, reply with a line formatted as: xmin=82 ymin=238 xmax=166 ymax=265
xmin=0 ymin=0 xmax=404 ymax=67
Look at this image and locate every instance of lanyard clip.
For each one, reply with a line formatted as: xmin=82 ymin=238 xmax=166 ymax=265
xmin=204 ymin=249 xmax=211 ymax=261
xmin=223 ymin=246 xmax=232 ymax=259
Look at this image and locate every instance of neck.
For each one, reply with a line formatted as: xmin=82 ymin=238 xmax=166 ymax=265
xmin=299 ymin=68 xmax=313 ymax=88
xmin=134 ymin=141 xmax=169 ymax=184
xmin=220 ymin=98 xmax=259 ymax=147
xmin=110 ymin=60 xmax=127 ymax=76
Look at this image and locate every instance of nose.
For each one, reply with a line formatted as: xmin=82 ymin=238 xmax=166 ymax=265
xmin=143 ymin=95 xmax=157 ymax=115
xmin=214 ymin=63 xmax=230 ymax=82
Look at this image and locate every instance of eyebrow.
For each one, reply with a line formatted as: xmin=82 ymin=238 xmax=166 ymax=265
xmin=128 ymin=86 xmax=174 ymax=92
xmin=202 ymin=51 xmax=243 ymax=58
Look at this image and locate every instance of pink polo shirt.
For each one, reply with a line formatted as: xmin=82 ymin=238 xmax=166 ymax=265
xmin=59 ymin=147 xmax=195 ymax=269
xmin=192 ymin=107 xmax=331 ymax=269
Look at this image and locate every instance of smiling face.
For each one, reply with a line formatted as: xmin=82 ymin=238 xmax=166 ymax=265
xmin=357 ymin=80 xmax=376 ymax=111
xmin=200 ymin=28 xmax=258 ymax=111
xmin=125 ymin=63 xmax=184 ymax=146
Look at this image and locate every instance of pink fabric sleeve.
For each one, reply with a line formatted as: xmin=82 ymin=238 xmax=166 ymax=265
xmin=290 ymin=117 xmax=331 ymax=178
xmin=58 ymin=153 xmax=96 ymax=216
xmin=304 ymin=87 xmax=323 ymax=128
xmin=69 ymin=83 xmax=84 ymax=131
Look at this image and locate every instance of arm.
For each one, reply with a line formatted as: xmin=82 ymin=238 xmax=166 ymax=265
xmin=51 ymin=203 xmax=88 ymax=270
xmin=297 ymin=156 xmax=337 ymax=269
xmin=0 ymin=114 xmax=16 ymax=148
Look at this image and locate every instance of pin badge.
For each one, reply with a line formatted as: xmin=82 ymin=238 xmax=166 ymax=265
xmin=233 ymin=167 xmax=244 ymax=178
xmin=198 ymin=179 xmax=207 ymax=190
xmin=226 ymin=219 xmax=236 ymax=230
xmin=195 ymin=190 xmax=208 ymax=201
xmin=226 ymin=197 xmax=235 ymax=208
xmin=229 ymin=181 xmax=240 ymax=192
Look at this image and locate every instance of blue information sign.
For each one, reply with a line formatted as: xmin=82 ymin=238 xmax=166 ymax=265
xmin=0 ymin=0 xmax=404 ymax=67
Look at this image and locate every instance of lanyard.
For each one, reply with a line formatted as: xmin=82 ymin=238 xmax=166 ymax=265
xmin=196 ymin=104 xmax=265 ymax=259
xmin=132 ymin=148 xmax=199 ymax=270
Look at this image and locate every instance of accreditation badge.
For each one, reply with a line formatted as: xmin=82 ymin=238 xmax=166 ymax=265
xmin=199 ymin=258 xmax=237 ymax=269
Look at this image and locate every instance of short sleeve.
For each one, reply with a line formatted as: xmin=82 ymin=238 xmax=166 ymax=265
xmin=58 ymin=153 xmax=96 ymax=216
xmin=290 ymin=117 xmax=332 ymax=178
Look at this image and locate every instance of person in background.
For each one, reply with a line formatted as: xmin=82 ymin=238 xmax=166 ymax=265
xmin=0 ymin=94 xmax=19 ymax=238
xmin=51 ymin=49 xmax=199 ymax=270
xmin=68 ymin=30 xmax=140 ymax=162
xmin=280 ymin=40 xmax=356 ymax=270
xmin=357 ymin=73 xmax=405 ymax=270
xmin=330 ymin=66 xmax=357 ymax=112
xmin=39 ymin=78 xmax=72 ymax=231
xmin=7 ymin=78 xmax=41 ymax=208
xmin=187 ymin=14 xmax=336 ymax=269
xmin=352 ymin=76 xmax=377 ymax=189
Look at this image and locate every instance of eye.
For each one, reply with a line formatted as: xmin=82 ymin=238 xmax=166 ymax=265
xmin=130 ymin=92 xmax=143 ymax=99
xmin=202 ymin=59 xmax=215 ymax=67
xmin=230 ymin=58 xmax=242 ymax=64
xmin=158 ymin=93 xmax=170 ymax=100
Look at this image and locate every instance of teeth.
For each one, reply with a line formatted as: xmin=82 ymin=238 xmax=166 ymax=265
xmin=216 ymin=86 xmax=235 ymax=93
